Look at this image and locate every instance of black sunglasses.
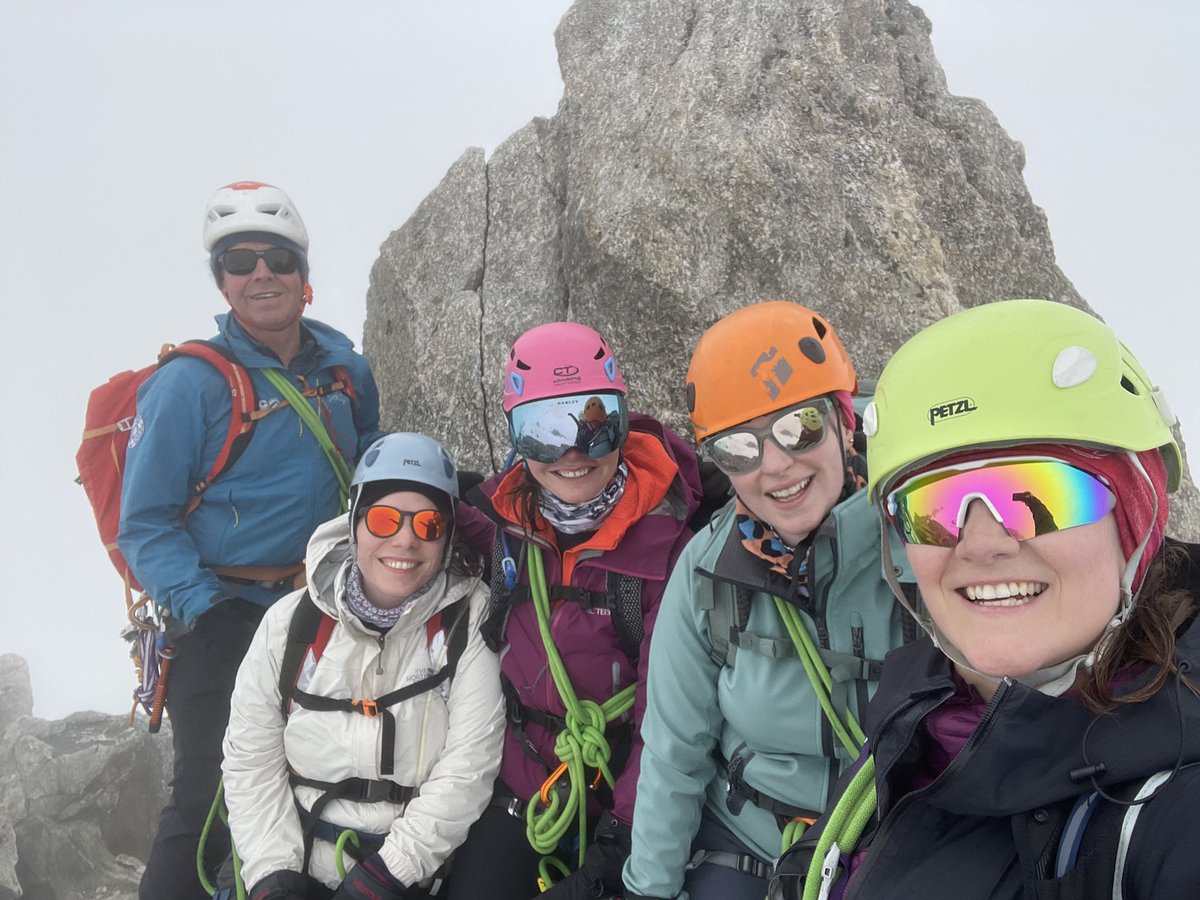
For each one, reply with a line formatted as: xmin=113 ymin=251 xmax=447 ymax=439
xmin=219 ymin=247 xmax=300 ymax=276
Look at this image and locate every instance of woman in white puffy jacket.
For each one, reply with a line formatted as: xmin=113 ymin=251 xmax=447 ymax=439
xmin=222 ymin=433 xmax=505 ymax=900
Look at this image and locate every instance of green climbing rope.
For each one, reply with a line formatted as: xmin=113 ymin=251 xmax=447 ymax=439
xmin=197 ymin=779 xmax=246 ymax=900
xmin=522 ymin=541 xmax=637 ymax=889
xmin=802 ymin=757 xmax=877 ymax=900
xmin=262 ymin=368 xmax=353 ymax=512
xmin=772 ymin=596 xmax=868 ymax=856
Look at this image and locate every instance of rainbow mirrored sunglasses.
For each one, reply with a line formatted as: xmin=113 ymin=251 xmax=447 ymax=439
xmin=701 ymin=398 xmax=833 ymax=476
xmin=885 ymin=457 xmax=1116 ymax=548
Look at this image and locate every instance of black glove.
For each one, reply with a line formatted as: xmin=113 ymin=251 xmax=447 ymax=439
xmin=249 ymin=869 xmax=309 ymax=900
xmin=333 ymin=852 xmax=406 ymax=900
xmin=538 ymin=812 xmax=632 ymax=899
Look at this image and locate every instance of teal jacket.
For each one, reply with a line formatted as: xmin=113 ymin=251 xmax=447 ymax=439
xmin=623 ymin=490 xmax=912 ymax=899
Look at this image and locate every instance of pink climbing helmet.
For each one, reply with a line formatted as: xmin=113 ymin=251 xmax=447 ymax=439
xmin=502 ymin=322 xmax=627 ymax=412
xmin=502 ymin=323 xmax=630 ymax=463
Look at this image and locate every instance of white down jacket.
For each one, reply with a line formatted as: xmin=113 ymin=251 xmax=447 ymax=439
xmin=222 ymin=516 xmax=505 ymax=891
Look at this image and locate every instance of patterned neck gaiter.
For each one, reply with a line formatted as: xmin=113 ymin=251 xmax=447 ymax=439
xmin=537 ymin=461 xmax=629 ymax=534
xmin=736 ymin=443 xmax=867 ymax=579
xmin=344 ymin=561 xmax=435 ymax=630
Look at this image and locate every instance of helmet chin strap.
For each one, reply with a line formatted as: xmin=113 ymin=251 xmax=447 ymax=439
xmin=878 ymin=449 xmax=1158 ymax=698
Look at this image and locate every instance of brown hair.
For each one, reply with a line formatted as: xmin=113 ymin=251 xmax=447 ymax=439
xmin=1079 ymin=542 xmax=1198 ymax=713
xmin=446 ymin=536 xmax=483 ymax=578
xmin=504 ymin=466 xmax=546 ymax=534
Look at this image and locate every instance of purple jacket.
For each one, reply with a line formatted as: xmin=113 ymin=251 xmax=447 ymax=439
xmin=469 ymin=413 xmax=701 ymax=824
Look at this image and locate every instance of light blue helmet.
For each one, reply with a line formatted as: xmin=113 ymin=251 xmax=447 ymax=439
xmin=349 ymin=432 xmax=459 ymax=526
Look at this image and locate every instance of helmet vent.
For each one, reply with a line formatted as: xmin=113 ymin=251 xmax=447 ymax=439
xmin=862 ymin=401 xmax=878 ymax=437
xmin=593 ymin=347 xmax=606 ymax=360
xmin=798 ymin=336 xmax=826 ymax=364
xmin=515 ymin=359 xmax=532 ymax=371
xmin=686 ymin=382 xmax=696 ymax=412
xmin=1051 ymin=346 xmax=1097 ymax=389
xmin=811 ymin=317 xmax=828 ymax=339
xmin=1120 ymin=375 xmax=1139 ymax=395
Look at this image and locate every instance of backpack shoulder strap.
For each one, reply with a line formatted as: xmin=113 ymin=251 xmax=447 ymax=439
xmin=434 ymin=595 xmax=471 ymax=677
xmin=605 ymin=571 xmax=645 ymax=663
xmin=1017 ymin=770 xmax=1172 ymax=900
xmin=702 ymin=580 xmax=741 ymax=668
xmin=278 ymin=592 xmax=331 ymax=717
xmin=160 ymin=340 xmax=258 ymax=510
xmin=482 ymin=531 xmax=519 ymax=651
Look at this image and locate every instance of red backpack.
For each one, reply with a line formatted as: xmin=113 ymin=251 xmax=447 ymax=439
xmin=76 ymin=340 xmax=259 ymax=594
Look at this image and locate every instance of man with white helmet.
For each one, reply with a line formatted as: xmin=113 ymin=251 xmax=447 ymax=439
xmin=119 ymin=181 xmax=384 ymax=898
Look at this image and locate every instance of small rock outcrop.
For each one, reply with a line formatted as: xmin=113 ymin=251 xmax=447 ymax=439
xmin=0 ymin=655 xmax=171 ymax=900
xmin=365 ymin=0 xmax=1197 ymax=537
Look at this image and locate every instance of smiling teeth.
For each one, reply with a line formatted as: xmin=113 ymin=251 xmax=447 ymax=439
xmin=769 ymin=476 xmax=812 ymax=501
xmin=556 ymin=468 xmax=590 ymax=479
xmin=382 ymin=560 xmax=418 ymax=571
xmin=965 ymin=581 xmax=1047 ymax=604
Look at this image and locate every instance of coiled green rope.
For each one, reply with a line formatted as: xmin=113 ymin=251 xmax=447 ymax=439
xmin=522 ymin=542 xmax=636 ymax=889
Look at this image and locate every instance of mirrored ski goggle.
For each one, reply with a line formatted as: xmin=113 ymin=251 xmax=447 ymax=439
xmin=885 ymin=457 xmax=1116 ymax=548
xmin=701 ymin=398 xmax=833 ymax=476
xmin=361 ymin=506 xmax=448 ymax=542
xmin=507 ymin=391 xmax=629 ymax=464
xmin=219 ymin=247 xmax=300 ymax=276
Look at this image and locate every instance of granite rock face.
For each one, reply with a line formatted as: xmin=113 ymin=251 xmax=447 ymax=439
xmin=0 ymin=655 xmax=171 ymax=900
xmin=367 ymin=0 xmax=1197 ymax=529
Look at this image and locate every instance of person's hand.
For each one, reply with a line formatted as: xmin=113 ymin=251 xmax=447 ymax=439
xmin=248 ymin=869 xmax=309 ymax=900
xmin=332 ymin=853 xmax=406 ymax=899
xmin=537 ymin=812 xmax=631 ymax=899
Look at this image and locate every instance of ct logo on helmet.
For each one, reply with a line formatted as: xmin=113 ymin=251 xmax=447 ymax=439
xmin=928 ymin=397 xmax=978 ymax=426
xmin=554 ymin=365 xmax=580 ymax=377
xmin=748 ymin=348 xmax=794 ymax=401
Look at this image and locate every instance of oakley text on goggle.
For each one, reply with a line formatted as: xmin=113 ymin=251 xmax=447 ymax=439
xmin=220 ymin=247 xmax=300 ymax=276
xmin=508 ymin=391 xmax=629 ymax=464
xmin=702 ymin=398 xmax=833 ymax=476
xmin=885 ymin=457 xmax=1116 ymax=548
xmin=362 ymin=506 xmax=448 ymax=542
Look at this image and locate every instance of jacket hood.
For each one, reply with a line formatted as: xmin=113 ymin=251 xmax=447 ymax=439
xmin=302 ymin=516 xmax=475 ymax=632
xmin=872 ymin=539 xmax=1200 ymax=818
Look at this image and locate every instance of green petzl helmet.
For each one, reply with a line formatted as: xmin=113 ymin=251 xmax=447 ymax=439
xmin=864 ymin=299 xmax=1181 ymax=502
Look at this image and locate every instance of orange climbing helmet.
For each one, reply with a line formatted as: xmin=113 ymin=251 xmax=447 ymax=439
xmin=685 ymin=301 xmax=858 ymax=441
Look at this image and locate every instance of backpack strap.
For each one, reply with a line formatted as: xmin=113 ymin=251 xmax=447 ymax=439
xmin=703 ymin=581 xmax=790 ymax=667
xmin=606 ymin=571 xmax=645 ymax=662
xmin=290 ymin=596 xmax=470 ymax=776
xmin=1015 ymin=769 xmax=1174 ymax=899
xmin=277 ymin=592 xmax=332 ymax=718
xmin=160 ymin=341 xmax=258 ymax=515
xmin=481 ymin=533 xmax=644 ymax=664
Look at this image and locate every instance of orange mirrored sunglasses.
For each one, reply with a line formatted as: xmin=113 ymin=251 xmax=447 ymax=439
xmin=362 ymin=506 xmax=448 ymax=542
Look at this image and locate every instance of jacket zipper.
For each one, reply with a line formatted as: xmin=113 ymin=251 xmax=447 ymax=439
xmin=844 ymin=679 xmax=1013 ymax=899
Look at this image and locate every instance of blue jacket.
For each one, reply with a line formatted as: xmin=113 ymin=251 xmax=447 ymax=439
xmin=118 ymin=313 xmax=383 ymax=627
